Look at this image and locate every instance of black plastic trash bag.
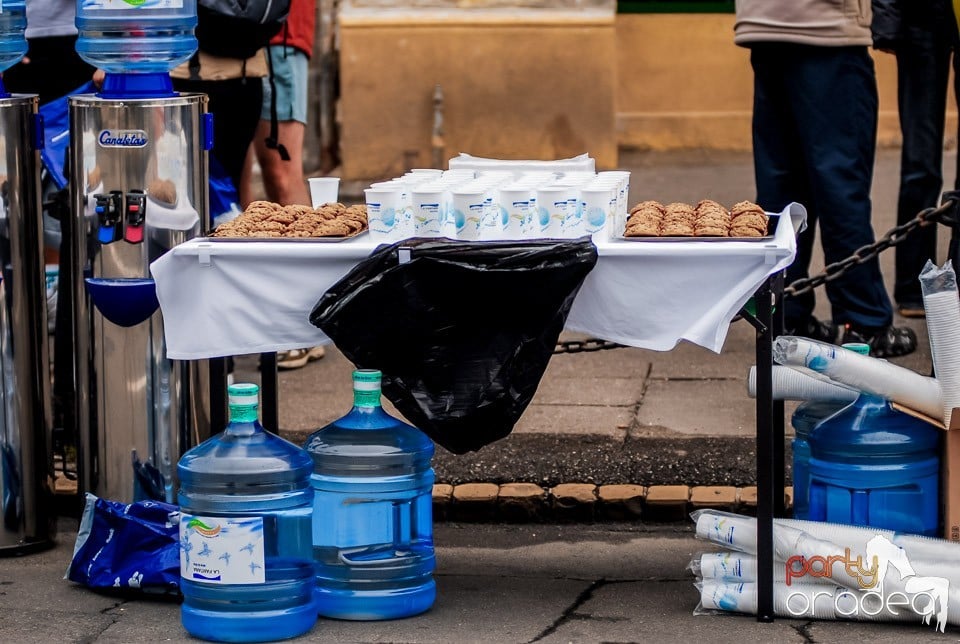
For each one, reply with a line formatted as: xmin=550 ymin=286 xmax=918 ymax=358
xmin=310 ymin=237 xmax=598 ymax=453
xmin=65 ymin=494 xmax=181 ymax=597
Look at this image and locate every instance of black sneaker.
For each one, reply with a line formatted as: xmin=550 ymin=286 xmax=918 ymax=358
xmin=840 ymin=324 xmax=917 ymax=358
xmin=785 ymin=316 xmax=837 ymax=343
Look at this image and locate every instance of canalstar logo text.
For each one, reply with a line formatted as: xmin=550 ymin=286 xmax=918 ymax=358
xmin=98 ymin=129 xmax=148 ymax=148
xmin=784 ymin=534 xmax=949 ymax=632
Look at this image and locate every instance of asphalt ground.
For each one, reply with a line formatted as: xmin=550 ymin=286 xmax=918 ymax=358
xmin=4 ymin=518 xmax=955 ymax=643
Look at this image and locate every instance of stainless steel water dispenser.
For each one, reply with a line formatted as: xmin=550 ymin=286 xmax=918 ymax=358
xmin=0 ymin=95 xmax=55 ymax=554
xmin=69 ymin=92 xmax=211 ymax=504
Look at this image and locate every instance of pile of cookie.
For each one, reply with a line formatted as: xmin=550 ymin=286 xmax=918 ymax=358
xmin=624 ymin=200 xmax=769 ymax=238
xmin=211 ymin=201 xmax=368 ymax=238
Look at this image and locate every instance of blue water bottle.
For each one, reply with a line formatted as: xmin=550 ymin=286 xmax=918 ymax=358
xmin=790 ymin=400 xmax=848 ymax=520
xmin=76 ymin=0 xmax=197 ymax=97
xmin=178 ymin=383 xmax=317 ymax=642
xmin=807 ymin=342 xmax=941 ymax=536
xmin=0 ymin=0 xmax=26 ymax=83
xmin=305 ymin=369 xmax=436 ymax=620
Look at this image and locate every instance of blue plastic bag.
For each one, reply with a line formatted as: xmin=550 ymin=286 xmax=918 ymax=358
xmin=65 ymin=494 xmax=181 ymax=596
xmin=39 ymin=81 xmax=97 ymax=190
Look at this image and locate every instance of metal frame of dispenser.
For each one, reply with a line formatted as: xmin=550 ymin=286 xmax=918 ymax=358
xmin=0 ymin=94 xmax=55 ymax=555
xmin=68 ymin=92 xmax=212 ymax=504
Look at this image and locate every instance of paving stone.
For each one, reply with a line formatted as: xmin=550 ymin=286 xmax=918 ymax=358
xmin=644 ymin=484 xmax=690 ymax=522
xmin=513 ymin=404 xmax=633 ymax=439
xmin=432 ymin=483 xmax=454 ymax=521
xmin=634 ymin=378 xmax=756 ymax=437
xmin=550 ymin=483 xmax=597 ymax=522
xmin=497 ymin=483 xmax=547 ymax=522
xmin=597 ymin=484 xmax=645 ymax=520
xmin=452 ymin=483 xmax=499 ymax=522
xmin=736 ymin=485 xmax=794 ymax=517
xmin=690 ymin=485 xmax=737 ymax=510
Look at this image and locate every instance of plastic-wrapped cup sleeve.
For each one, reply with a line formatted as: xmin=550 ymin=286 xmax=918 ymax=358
xmin=920 ymin=260 xmax=960 ymax=426
xmin=773 ymin=335 xmax=943 ymax=420
xmin=746 ymin=365 xmax=857 ymax=401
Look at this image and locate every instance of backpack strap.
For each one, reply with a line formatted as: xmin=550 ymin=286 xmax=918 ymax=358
xmin=264 ymin=46 xmax=291 ymax=162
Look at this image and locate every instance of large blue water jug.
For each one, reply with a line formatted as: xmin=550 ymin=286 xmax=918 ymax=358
xmin=305 ymin=369 xmax=436 ymax=620
xmin=178 ymin=383 xmax=317 ymax=642
xmin=75 ymin=0 xmax=197 ymax=74
xmin=0 ymin=0 xmax=26 ymax=76
xmin=807 ymin=394 xmax=940 ymax=536
xmin=790 ymin=400 xmax=849 ymax=520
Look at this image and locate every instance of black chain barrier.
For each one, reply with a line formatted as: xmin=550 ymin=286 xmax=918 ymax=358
xmin=553 ymin=195 xmax=960 ymax=355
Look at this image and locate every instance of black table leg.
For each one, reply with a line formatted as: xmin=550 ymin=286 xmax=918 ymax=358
xmin=260 ymin=352 xmax=279 ymax=433
xmin=209 ymin=356 xmax=227 ymax=433
xmin=754 ymin=275 xmax=776 ymax=622
xmin=772 ymin=270 xmax=786 ymax=518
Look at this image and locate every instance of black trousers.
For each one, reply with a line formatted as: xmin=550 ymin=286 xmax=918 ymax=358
xmin=171 ymin=76 xmax=263 ymax=194
xmin=893 ymin=32 xmax=960 ymax=306
xmin=751 ymin=44 xmax=892 ymax=330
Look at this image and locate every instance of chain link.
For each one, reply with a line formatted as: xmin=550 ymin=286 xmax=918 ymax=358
xmin=553 ymin=338 xmax=624 ymax=354
xmin=783 ymin=200 xmax=956 ymax=298
xmin=553 ymin=199 xmax=959 ymax=354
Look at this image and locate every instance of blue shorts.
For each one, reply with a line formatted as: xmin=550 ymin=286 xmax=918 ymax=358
xmin=261 ymin=45 xmax=309 ymax=124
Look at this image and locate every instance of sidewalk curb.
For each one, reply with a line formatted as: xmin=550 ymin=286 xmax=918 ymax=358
xmin=434 ymin=483 xmax=794 ymax=523
xmin=51 ymin=478 xmax=794 ymax=523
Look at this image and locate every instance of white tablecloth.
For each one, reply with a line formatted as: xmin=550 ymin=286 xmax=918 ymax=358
xmin=150 ymin=204 xmax=803 ymax=359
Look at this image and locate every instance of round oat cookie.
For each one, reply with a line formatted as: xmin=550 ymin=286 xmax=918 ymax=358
xmin=730 ymin=226 xmax=765 ymax=238
xmin=661 ymin=223 xmax=695 ymax=237
xmin=630 ymin=200 xmax=665 ymax=215
xmin=730 ymin=200 xmax=765 ymax=217
xmin=664 ymin=202 xmax=695 ymax=215
xmin=730 ymin=212 xmax=769 ymax=232
xmin=694 ymin=226 xmax=729 ymax=237
xmin=623 ymin=224 xmax=660 ymax=237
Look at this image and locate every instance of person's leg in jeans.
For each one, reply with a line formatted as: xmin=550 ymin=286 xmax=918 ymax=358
xmin=750 ymin=44 xmax=827 ymax=340
xmin=790 ymin=45 xmax=914 ymax=356
xmin=893 ymin=34 xmax=951 ymax=312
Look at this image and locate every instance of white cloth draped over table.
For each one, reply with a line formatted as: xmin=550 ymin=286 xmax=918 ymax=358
xmin=150 ymin=204 xmax=804 ymax=360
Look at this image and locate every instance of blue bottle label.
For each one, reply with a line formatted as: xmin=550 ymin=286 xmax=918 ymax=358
xmin=82 ymin=0 xmax=185 ymax=9
xmin=180 ymin=514 xmax=266 ymax=585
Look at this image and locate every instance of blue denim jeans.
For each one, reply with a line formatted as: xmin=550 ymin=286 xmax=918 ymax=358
xmin=893 ymin=30 xmax=960 ymax=305
xmin=751 ymin=43 xmax=892 ymax=330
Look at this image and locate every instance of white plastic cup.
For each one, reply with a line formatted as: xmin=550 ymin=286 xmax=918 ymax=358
xmin=561 ymin=188 xmax=585 ymax=238
xmin=478 ymin=189 xmax=505 ymax=240
xmin=498 ymin=187 xmax=534 ymax=239
xmin=535 ymin=187 xmax=572 ymax=238
xmin=364 ymin=187 xmax=403 ymax=242
xmin=580 ymin=186 xmax=614 ymax=237
xmin=308 ymin=177 xmax=340 ymax=207
xmin=411 ymin=187 xmax=447 ymax=237
xmin=450 ymin=188 xmax=487 ymax=241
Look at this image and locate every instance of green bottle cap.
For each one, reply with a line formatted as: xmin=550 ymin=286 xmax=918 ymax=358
xmin=842 ymin=343 xmax=871 ymax=356
xmin=228 ymin=382 xmax=260 ymax=406
xmin=353 ymin=370 xmax=382 ymax=408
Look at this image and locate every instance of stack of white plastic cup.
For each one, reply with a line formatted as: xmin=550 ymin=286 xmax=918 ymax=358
xmin=919 ymin=260 xmax=960 ymax=426
xmin=597 ymin=171 xmax=631 ymax=239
